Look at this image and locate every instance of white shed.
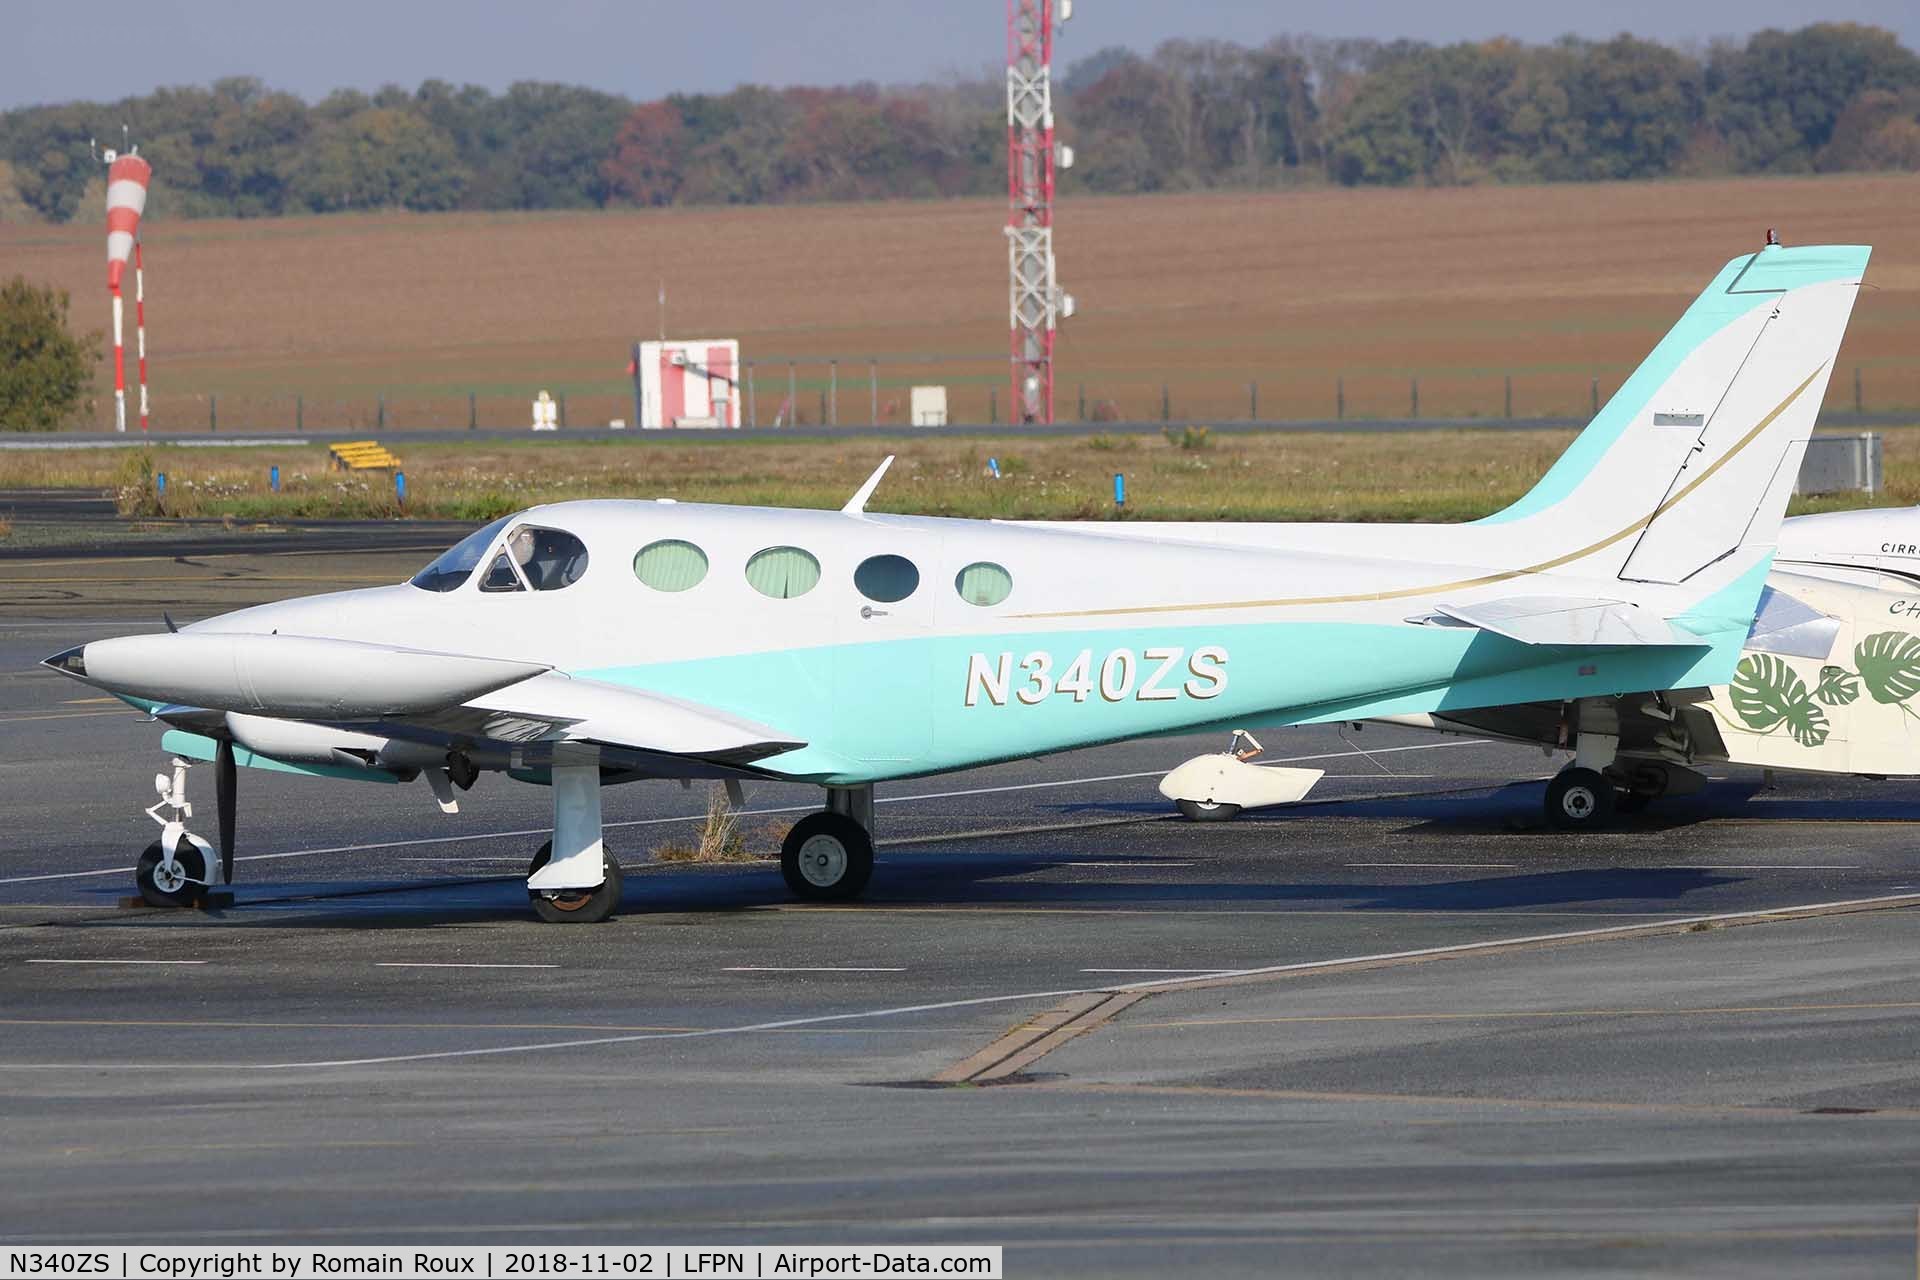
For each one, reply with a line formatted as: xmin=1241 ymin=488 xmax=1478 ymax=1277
xmin=633 ymin=339 xmax=741 ymax=429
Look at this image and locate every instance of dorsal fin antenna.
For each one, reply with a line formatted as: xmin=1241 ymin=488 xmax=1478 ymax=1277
xmin=841 ymin=455 xmax=896 ymax=515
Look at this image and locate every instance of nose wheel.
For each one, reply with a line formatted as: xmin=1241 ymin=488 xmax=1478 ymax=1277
xmin=781 ymin=812 xmax=874 ymax=901
xmin=135 ymin=841 xmax=208 ymax=908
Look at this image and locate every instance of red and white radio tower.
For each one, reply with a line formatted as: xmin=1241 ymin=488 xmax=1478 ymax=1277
xmin=1006 ymin=0 xmax=1075 ymax=424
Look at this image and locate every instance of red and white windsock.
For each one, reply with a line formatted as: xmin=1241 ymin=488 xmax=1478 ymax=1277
xmin=106 ymin=153 xmax=151 ymax=291
xmin=104 ymin=153 xmax=151 ymax=432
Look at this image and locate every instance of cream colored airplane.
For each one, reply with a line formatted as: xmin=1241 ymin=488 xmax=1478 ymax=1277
xmin=1159 ymin=502 xmax=1920 ymax=827
xmin=46 ymin=240 xmax=1870 ymax=919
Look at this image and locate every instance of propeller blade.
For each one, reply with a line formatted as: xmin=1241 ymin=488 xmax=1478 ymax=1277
xmin=215 ymin=738 xmax=236 ymax=886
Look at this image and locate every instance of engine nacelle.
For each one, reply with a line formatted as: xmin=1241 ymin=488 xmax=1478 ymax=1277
xmin=224 ymin=713 xmax=447 ymax=773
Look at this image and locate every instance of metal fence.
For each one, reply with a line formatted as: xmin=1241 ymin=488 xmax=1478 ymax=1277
xmin=1797 ymin=433 xmax=1883 ymax=495
xmin=87 ymin=357 xmax=1920 ymax=434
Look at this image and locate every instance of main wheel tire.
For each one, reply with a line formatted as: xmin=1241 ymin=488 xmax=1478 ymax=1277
xmin=526 ymin=840 xmax=624 ymax=924
xmin=1176 ymin=798 xmax=1243 ymax=823
xmin=135 ymin=840 xmax=206 ymax=908
xmin=1616 ymin=763 xmax=1673 ymax=816
xmin=780 ymin=813 xmax=874 ymax=902
xmin=1545 ymin=767 xmax=1616 ymax=830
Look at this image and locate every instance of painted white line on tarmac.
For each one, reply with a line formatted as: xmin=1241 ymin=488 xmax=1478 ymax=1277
xmin=0 ymin=740 xmax=1487 ymax=887
xmin=1659 ymin=864 xmax=1861 ymax=870
xmin=1060 ymin=861 xmax=1197 ymax=868
xmin=374 ymin=962 xmax=558 ymax=970
xmin=1348 ymin=862 xmax=1518 ymax=869
xmin=1081 ymin=968 xmax=1219 ymax=974
xmin=6 ymin=889 xmax=1914 ymax=1073
xmin=723 ymin=966 xmax=906 ymax=973
xmin=25 ymin=959 xmax=207 ymax=966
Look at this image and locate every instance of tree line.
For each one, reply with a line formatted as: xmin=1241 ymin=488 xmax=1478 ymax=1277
xmin=2 ymin=22 xmax=1916 ymax=223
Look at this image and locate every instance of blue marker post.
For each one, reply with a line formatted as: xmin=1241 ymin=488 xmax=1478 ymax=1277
xmin=987 ymin=457 xmax=1002 ymax=479
xmin=269 ymin=465 xmax=280 ymax=493
xmin=395 ymin=471 xmax=407 ymax=505
xmin=1114 ymin=473 xmax=1126 ymax=507
xmin=155 ymin=472 xmax=166 ymax=497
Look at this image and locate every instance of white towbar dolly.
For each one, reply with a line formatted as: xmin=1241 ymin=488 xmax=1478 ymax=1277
xmin=1159 ymin=730 xmax=1324 ymax=822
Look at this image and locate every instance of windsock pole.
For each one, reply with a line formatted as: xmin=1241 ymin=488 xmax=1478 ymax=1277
xmin=111 ymin=287 xmax=125 ymax=432
xmin=134 ymin=237 xmax=148 ymax=431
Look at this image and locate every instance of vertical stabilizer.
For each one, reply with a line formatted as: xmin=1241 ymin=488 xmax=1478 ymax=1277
xmin=1616 ymin=248 xmax=1866 ymax=583
xmin=1481 ymin=243 xmax=1869 ymax=593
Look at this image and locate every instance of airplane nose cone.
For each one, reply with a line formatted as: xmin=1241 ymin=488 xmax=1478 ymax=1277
xmin=42 ymin=644 xmax=87 ymax=678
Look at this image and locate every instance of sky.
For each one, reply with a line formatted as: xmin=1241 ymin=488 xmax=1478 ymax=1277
xmin=6 ymin=0 xmax=1918 ymax=111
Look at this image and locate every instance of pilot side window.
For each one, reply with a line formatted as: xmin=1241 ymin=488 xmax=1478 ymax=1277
xmin=507 ymin=525 xmax=590 ymax=591
xmin=479 ymin=552 xmax=525 ymax=593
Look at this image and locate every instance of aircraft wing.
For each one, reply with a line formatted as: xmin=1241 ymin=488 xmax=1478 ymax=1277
xmin=460 ymin=671 xmax=806 ymax=771
xmin=63 ymin=635 xmax=809 ymax=778
xmin=1432 ymin=596 xmax=1707 ymax=648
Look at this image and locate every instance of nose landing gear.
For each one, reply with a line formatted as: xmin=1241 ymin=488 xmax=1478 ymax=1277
xmin=132 ymin=757 xmax=220 ymax=908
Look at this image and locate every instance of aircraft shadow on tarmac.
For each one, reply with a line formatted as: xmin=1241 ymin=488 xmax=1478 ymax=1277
xmin=1057 ymin=777 xmax=1920 ymax=833
xmin=58 ymin=859 xmax=1744 ymax=930
xmin=57 ymin=778 xmax=1920 ymax=929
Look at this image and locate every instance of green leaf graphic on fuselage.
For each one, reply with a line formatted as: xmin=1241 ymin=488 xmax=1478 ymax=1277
xmin=1814 ymin=664 xmax=1860 ymax=707
xmin=1730 ymin=653 xmax=1830 ymax=747
xmin=1853 ymin=632 xmax=1920 ymax=706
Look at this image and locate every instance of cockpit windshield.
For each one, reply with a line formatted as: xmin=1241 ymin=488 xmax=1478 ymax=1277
xmin=410 ymin=515 xmax=516 ymax=592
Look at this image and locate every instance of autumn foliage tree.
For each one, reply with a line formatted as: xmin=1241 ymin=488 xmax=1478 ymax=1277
xmin=602 ymin=101 xmax=687 ymax=206
xmin=0 ymin=23 xmax=1916 ymax=219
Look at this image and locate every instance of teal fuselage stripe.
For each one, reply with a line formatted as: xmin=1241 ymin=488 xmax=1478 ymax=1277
xmin=583 ymin=559 xmax=1771 ymax=785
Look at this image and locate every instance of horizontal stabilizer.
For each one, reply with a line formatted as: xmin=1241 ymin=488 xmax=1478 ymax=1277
xmin=1432 ymin=596 xmax=1707 ymax=648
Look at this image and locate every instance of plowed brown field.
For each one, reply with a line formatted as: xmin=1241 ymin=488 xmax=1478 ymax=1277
xmin=5 ymin=174 xmax=1917 ymax=431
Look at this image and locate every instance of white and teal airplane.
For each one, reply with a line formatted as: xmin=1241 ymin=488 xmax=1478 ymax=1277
xmin=45 ymin=240 xmax=1870 ymax=922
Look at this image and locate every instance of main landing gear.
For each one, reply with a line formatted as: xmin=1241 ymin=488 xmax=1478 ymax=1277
xmin=526 ymin=763 xmax=622 ymax=924
xmin=781 ymin=786 xmax=875 ymax=902
xmin=1543 ymin=699 xmax=1701 ymax=829
xmin=1544 ymin=767 xmax=1615 ymax=829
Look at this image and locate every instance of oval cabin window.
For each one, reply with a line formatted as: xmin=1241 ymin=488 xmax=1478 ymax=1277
xmin=633 ymin=539 xmax=709 ymax=592
xmin=745 ymin=546 xmax=822 ymax=599
xmin=854 ymin=554 xmax=920 ymax=603
xmin=954 ymin=561 xmax=1013 ymax=607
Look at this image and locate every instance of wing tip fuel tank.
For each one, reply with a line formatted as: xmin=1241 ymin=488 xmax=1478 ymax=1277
xmin=46 ymin=632 xmax=550 ymax=720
